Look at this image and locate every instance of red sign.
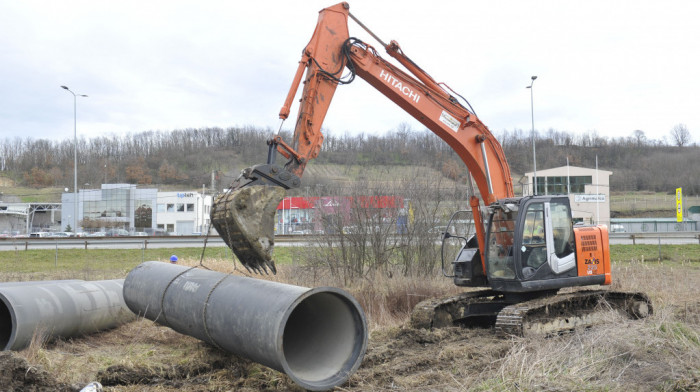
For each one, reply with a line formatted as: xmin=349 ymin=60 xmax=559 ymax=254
xmin=276 ymin=196 xmax=403 ymax=210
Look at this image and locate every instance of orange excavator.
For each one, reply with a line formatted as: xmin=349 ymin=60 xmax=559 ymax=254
xmin=211 ymin=2 xmax=651 ymax=335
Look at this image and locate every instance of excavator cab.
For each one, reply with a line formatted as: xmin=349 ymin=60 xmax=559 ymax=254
xmin=447 ymin=195 xmax=610 ymax=293
xmin=484 ymin=196 xmax=609 ymax=293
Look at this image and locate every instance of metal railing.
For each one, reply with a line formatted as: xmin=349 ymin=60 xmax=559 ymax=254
xmin=609 ymin=231 xmax=700 ymax=245
xmin=2 ymin=231 xmax=699 ymax=251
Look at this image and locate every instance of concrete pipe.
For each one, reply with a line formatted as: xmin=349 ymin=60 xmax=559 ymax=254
xmin=0 ymin=279 xmax=134 ymax=351
xmin=123 ymin=261 xmax=368 ymax=391
xmin=0 ymin=280 xmax=84 ymax=287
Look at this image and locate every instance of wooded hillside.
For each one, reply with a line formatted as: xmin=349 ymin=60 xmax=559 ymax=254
xmin=0 ymin=125 xmax=697 ymax=195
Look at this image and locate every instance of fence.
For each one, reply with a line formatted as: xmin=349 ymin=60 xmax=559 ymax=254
xmin=611 ymin=194 xmax=699 ymax=212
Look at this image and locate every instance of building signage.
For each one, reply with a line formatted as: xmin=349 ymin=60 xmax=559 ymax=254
xmin=676 ymin=187 xmax=683 ymax=222
xmin=574 ymin=194 xmax=606 ymax=203
xmin=177 ymin=192 xmax=195 ymax=198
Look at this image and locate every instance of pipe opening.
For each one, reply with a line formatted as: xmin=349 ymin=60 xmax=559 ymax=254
xmin=0 ymin=297 xmax=12 ymax=350
xmin=282 ymin=291 xmax=364 ymax=386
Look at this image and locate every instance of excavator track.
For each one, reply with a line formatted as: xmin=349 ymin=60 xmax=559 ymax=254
xmin=411 ymin=290 xmax=652 ymax=336
xmin=495 ymin=290 xmax=653 ymax=337
xmin=411 ymin=290 xmax=506 ymax=330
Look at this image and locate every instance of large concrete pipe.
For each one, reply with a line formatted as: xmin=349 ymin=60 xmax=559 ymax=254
xmin=123 ymin=261 xmax=368 ymax=391
xmin=0 ymin=280 xmax=83 ymax=287
xmin=0 ymin=279 xmax=133 ymax=351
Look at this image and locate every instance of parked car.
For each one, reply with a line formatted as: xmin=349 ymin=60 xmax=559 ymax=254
xmin=146 ymin=229 xmax=169 ymax=236
xmin=87 ymin=231 xmax=107 ymax=237
xmin=50 ymin=232 xmax=71 ymax=237
xmin=29 ymin=232 xmax=51 ymax=238
xmin=105 ymin=229 xmax=130 ymax=237
xmin=610 ymin=224 xmax=626 ymax=233
xmin=132 ymin=232 xmax=149 ymax=236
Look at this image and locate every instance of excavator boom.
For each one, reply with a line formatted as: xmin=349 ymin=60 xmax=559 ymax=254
xmin=213 ymin=2 xmax=513 ymax=273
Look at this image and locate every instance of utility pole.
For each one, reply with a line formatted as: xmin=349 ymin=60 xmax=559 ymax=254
xmin=60 ymin=85 xmax=88 ymax=233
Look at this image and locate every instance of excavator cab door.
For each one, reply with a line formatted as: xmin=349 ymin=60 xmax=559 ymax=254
xmin=441 ymin=210 xmax=486 ymax=287
xmin=517 ymin=198 xmax=576 ymax=278
xmin=485 ymin=205 xmax=518 ymax=280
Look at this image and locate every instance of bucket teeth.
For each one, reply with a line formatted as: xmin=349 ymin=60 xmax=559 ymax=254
xmin=211 ymin=185 xmax=286 ymax=274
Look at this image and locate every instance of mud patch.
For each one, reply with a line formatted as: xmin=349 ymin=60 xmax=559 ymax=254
xmin=97 ymin=345 xmax=247 ymax=388
xmin=0 ymin=351 xmax=72 ymax=392
xmin=351 ymin=326 xmax=511 ymax=390
xmin=96 ymin=346 xmax=304 ymax=391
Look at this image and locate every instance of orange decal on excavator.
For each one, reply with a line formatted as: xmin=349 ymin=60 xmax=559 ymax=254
xmin=574 ymin=226 xmax=612 ymax=285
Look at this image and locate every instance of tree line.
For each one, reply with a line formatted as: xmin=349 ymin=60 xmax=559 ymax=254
xmin=0 ymin=124 xmax=697 ymax=195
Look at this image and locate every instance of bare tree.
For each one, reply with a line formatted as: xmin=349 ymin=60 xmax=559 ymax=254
xmin=632 ymin=130 xmax=646 ymax=147
xmin=670 ymin=123 xmax=691 ymax=147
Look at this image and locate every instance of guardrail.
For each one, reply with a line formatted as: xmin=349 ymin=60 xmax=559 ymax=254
xmin=1 ymin=232 xmax=698 ymax=251
xmin=0 ymin=234 xmax=307 ymax=251
xmin=609 ymin=231 xmax=700 ymax=245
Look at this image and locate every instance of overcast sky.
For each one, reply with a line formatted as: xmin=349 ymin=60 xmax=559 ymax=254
xmin=1 ymin=0 xmax=698 ymax=145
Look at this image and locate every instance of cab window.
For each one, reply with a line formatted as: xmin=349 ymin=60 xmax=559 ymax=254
xmin=487 ymin=208 xmax=516 ymax=279
xmin=549 ymin=201 xmax=575 ymax=259
xmin=521 ymin=203 xmax=547 ymax=274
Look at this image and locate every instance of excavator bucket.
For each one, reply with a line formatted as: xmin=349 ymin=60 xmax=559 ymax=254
xmin=211 ymin=185 xmax=286 ymax=274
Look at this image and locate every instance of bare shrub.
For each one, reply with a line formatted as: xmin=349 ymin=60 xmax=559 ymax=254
xmin=349 ymin=274 xmax=460 ymax=327
xmin=22 ymin=326 xmax=50 ymax=364
xmin=298 ymin=170 xmax=468 ymax=285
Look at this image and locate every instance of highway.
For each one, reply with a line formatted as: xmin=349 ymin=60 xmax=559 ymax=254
xmin=0 ymin=232 xmax=698 ymax=251
xmin=0 ymin=234 xmax=306 ymax=251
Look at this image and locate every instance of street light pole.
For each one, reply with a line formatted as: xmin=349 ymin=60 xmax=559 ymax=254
xmin=60 ymin=86 xmax=88 ymax=234
xmin=526 ymin=76 xmax=538 ymax=195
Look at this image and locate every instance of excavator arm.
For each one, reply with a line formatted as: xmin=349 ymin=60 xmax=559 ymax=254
xmin=213 ymin=2 xmax=514 ymax=274
xmin=280 ymin=3 xmax=513 ymax=202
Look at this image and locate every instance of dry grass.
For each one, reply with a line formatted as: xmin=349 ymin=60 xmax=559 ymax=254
xmin=482 ymin=259 xmax=700 ymax=391
xmin=3 ymin=252 xmax=700 ymax=391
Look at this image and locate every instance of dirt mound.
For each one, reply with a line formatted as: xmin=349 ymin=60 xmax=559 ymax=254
xmin=350 ymin=326 xmax=511 ymax=390
xmin=0 ymin=351 xmax=72 ymax=392
xmin=97 ymin=355 xmax=245 ymax=388
xmin=94 ymin=344 xmax=304 ymax=392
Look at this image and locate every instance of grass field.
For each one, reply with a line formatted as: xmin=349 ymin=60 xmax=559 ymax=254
xmin=610 ymin=191 xmax=700 ymax=216
xmin=0 ymin=245 xmax=699 ymax=391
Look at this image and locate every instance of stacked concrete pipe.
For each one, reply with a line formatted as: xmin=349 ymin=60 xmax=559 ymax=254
xmin=0 ymin=279 xmax=133 ymax=351
xmin=123 ymin=261 xmax=368 ymax=391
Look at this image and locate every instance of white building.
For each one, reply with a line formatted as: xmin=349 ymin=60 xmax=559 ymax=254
xmin=155 ymin=191 xmax=212 ymax=235
xmin=522 ymin=165 xmax=612 ymax=226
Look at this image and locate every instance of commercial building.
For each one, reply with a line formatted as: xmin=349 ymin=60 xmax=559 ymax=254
xmin=62 ymin=184 xmax=158 ymax=233
xmin=275 ymin=195 xmax=404 ymax=234
xmin=60 ymin=184 xmax=212 ymax=235
xmin=522 ymin=165 xmax=612 ymax=226
xmin=156 ymin=191 xmax=212 ymax=235
xmin=0 ymin=202 xmax=61 ymax=235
